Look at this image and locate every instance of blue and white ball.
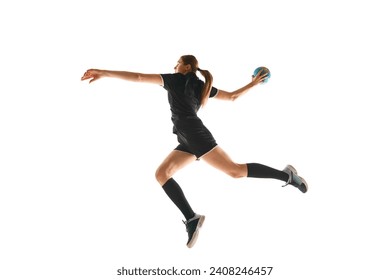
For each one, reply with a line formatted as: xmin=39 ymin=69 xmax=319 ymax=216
xmin=253 ymin=66 xmax=271 ymax=83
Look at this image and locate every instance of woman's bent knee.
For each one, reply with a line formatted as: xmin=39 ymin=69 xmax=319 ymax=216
xmin=228 ymin=171 xmax=245 ymax=179
xmin=155 ymin=167 xmax=171 ymax=186
xmin=226 ymin=164 xmax=246 ymax=179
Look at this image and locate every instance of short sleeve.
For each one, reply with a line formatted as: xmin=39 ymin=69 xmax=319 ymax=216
xmin=160 ymin=73 xmax=177 ymax=92
xmin=209 ymin=86 xmax=219 ymax=98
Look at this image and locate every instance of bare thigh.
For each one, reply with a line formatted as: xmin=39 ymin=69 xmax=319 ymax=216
xmin=201 ymin=146 xmax=247 ymax=178
xmin=155 ymin=150 xmax=197 ymax=185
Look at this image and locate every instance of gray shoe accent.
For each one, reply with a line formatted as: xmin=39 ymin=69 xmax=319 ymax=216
xmin=282 ymin=164 xmax=296 ymax=187
xmin=184 ymin=213 xmax=202 ymax=224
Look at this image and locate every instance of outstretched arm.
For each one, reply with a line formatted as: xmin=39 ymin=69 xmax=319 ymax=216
xmin=215 ymin=70 xmax=269 ymax=101
xmin=81 ymin=69 xmax=163 ymax=86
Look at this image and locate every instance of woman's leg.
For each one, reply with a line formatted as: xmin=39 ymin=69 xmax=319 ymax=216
xmin=155 ymin=150 xmax=196 ymax=186
xmin=201 ymin=146 xmax=289 ymax=182
xmin=156 ymin=150 xmax=206 ymax=248
xmin=202 ymin=146 xmax=308 ymax=192
xmin=156 ymin=150 xmax=197 ymax=220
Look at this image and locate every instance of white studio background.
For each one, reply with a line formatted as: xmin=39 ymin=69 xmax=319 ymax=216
xmin=1 ymin=0 xmax=389 ymax=279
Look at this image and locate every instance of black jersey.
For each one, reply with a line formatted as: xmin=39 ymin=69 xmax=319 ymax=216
xmin=160 ymin=72 xmax=219 ymax=158
xmin=160 ymin=72 xmax=218 ymax=118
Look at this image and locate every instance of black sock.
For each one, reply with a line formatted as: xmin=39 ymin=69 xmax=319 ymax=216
xmin=162 ymin=178 xmax=195 ymax=220
xmin=247 ymin=163 xmax=289 ymax=182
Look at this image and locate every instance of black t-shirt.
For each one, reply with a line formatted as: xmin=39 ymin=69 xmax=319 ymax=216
xmin=161 ymin=72 xmax=218 ymax=117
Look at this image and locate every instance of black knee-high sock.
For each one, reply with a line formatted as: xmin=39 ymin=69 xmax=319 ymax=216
xmin=162 ymin=178 xmax=195 ymax=220
xmin=247 ymin=163 xmax=289 ymax=182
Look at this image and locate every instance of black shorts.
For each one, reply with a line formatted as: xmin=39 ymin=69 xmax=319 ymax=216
xmin=172 ymin=116 xmax=217 ymax=159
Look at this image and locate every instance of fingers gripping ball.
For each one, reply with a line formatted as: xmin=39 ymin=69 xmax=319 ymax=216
xmin=253 ymin=66 xmax=271 ymax=83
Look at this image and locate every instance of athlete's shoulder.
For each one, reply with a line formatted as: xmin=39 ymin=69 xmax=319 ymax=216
xmin=161 ymin=73 xmax=186 ymax=90
xmin=161 ymin=73 xmax=185 ymax=78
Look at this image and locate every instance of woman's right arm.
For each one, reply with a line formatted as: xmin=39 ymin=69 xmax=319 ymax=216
xmin=214 ymin=70 xmax=269 ymax=101
xmin=81 ymin=69 xmax=163 ymax=86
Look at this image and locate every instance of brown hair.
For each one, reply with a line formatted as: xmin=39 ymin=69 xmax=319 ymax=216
xmin=181 ymin=55 xmax=213 ymax=107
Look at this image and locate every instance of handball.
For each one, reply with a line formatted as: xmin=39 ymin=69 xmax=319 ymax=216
xmin=253 ymin=66 xmax=271 ymax=83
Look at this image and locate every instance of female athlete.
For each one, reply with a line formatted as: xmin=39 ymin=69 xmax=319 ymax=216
xmin=81 ymin=55 xmax=308 ymax=248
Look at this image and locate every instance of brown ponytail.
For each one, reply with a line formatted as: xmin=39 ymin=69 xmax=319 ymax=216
xmin=197 ymin=68 xmax=213 ymax=107
xmin=180 ymin=55 xmax=214 ymax=107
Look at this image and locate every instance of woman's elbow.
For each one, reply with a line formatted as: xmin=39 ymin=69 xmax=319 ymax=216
xmin=216 ymin=91 xmax=239 ymax=101
xmin=230 ymin=93 xmax=240 ymax=101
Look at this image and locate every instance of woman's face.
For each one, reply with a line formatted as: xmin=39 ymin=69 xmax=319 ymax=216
xmin=174 ymin=59 xmax=191 ymax=74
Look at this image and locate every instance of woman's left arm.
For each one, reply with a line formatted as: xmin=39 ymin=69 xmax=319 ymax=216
xmin=81 ymin=69 xmax=163 ymax=85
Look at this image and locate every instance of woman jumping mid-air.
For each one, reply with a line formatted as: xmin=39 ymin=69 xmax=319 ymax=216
xmin=81 ymin=55 xmax=308 ymax=248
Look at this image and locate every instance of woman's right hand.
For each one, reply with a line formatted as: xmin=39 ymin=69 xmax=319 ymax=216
xmin=81 ymin=69 xmax=105 ymax=83
xmin=251 ymin=69 xmax=269 ymax=85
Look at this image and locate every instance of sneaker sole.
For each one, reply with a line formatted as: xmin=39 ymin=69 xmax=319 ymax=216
xmin=298 ymin=176 xmax=308 ymax=193
xmin=187 ymin=215 xmax=205 ymax=248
